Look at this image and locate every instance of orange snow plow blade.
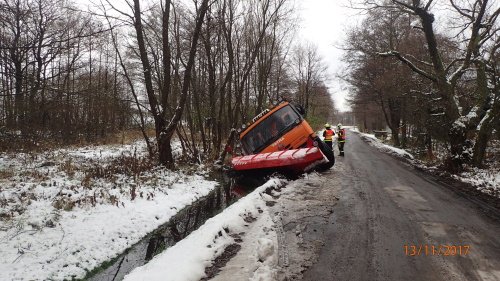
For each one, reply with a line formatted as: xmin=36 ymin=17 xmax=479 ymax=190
xmin=231 ymin=147 xmax=326 ymax=174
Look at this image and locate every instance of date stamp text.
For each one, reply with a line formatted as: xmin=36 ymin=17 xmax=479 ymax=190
xmin=404 ymin=244 xmax=470 ymax=256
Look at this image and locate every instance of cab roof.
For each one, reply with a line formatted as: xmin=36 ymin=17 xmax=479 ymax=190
xmin=239 ymin=101 xmax=290 ymax=139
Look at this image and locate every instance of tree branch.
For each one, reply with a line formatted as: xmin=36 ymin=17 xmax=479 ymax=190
xmin=450 ymin=0 xmax=473 ymax=20
xmin=379 ymin=50 xmax=437 ymax=82
xmin=449 ymin=0 xmax=489 ymax=86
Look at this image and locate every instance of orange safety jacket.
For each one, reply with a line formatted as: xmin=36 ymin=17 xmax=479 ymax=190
xmin=323 ymin=129 xmax=335 ymax=142
xmin=338 ymin=129 xmax=346 ymax=142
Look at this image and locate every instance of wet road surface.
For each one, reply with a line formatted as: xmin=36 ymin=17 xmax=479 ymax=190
xmin=296 ymin=131 xmax=500 ymax=281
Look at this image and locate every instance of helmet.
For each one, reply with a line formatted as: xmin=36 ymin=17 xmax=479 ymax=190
xmin=325 ymin=123 xmax=331 ymax=128
xmin=337 ymin=123 xmax=342 ymax=128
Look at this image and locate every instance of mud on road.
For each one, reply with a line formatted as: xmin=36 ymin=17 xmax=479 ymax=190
xmin=268 ymin=169 xmax=341 ymax=280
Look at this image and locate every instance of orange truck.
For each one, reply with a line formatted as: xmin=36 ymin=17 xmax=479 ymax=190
xmin=231 ymin=101 xmax=335 ymax=175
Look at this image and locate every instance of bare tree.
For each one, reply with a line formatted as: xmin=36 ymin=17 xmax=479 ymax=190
xmin=0 ymin=0 xmax=131 ymax=148
xmin=130 ymin=0 xmax=210 ymax=167
xmin=342 ymin=8 xmax=431 ymax=146
xmin=357 ymin=0 xmax=499 ymax=170
xmin=291 ymin=42 xmax=328 ymax=117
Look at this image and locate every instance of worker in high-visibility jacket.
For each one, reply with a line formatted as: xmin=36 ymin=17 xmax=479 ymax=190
xmin=337 ymin=123 xmax=346 ymax=156
xmin=323 ymin=123 xmax=335 ymax=150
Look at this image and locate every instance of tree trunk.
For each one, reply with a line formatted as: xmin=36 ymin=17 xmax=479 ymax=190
xmin=159 ymin=0 xmax=211 ymax=167
xmin=472 ymin=102 xmax=499 ymax=167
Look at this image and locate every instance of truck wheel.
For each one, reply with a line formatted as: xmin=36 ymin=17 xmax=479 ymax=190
xmin=315 ymin=138 xmax=335 ymax=170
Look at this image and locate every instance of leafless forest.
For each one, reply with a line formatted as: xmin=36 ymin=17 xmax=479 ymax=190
xmin=0 ymin=0 xmax=333 ymax=166
xmin=0 ymin=0 xmax=498 ymax=172
xmin=344 ymin=0 xmax=499 ymax=171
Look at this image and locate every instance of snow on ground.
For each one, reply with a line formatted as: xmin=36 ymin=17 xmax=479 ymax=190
xmin=356 ymin=131 xmax=415 ymax=160
xmin=209 ymin=172 xmax=336 ymax=281
xmin=0 ymin=140 xmax=218 ymax=280
xmin=452 ymin=167 xmax=500 ymax=198
xmin=123 ymin=178 xmax=285 ymax=281
xmin=351 ymin=129 xmax=500 ymax=198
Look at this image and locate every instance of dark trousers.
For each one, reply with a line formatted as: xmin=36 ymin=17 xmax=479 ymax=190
xmin=325 ymin=140 xmax=333 ymax=150
xmin=339 ymin=141 xmax=345 ymax=154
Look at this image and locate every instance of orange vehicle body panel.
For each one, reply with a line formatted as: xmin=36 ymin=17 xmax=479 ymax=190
xmin=259 ymin=121 xmax=314 ymax=153
xmin=239 ymin=102 xmax=315 ymax=154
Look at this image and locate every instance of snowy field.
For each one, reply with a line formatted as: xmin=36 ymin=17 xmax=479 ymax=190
xmin=0 ymin=140 xmax=219 ymax=280
xmin=352 ymin=129 xmax=499 ymax=198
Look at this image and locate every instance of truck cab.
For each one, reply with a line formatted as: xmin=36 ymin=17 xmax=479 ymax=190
xmin=231 ymin=101 xmax=334 ymax=174
xmin=239 ymin=101 xmax=316 ymax=155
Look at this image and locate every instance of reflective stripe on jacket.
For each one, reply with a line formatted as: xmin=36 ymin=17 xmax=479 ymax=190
xmin=323 ymin=129 xmax=334 ymax=141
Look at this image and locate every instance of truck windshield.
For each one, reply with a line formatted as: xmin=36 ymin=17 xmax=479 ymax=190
xmin=241 ymin=105 xmax=301 ymax=154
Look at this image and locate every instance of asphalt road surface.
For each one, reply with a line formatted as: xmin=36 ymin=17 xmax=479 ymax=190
xmin=294 ymin=131 xmax=500 ymax=281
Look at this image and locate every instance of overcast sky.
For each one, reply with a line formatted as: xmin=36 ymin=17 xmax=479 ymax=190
xmin=297 ymin=0 xmax=359 ymax=112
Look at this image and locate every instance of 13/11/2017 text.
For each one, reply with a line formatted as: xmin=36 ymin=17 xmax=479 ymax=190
xmin=404 ymin=244 xmax=470 ymax=256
